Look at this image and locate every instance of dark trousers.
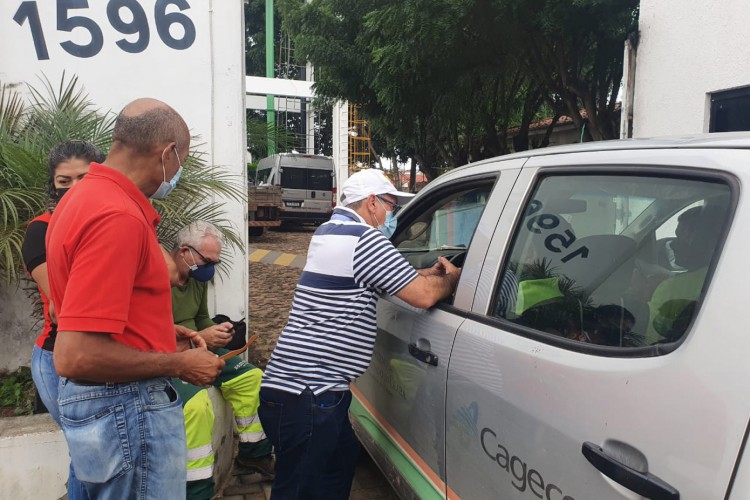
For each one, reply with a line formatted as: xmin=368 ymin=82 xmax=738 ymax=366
xmin=258 ymin=387 xmax=360 ymax=499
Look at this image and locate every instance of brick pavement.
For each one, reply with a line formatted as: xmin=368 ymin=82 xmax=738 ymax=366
xmin=220 ymin=449 xmax=399 ymax=500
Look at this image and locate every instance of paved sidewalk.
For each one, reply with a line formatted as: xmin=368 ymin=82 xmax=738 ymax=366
xmin=221 ymin=449 xmax=399 ymax=499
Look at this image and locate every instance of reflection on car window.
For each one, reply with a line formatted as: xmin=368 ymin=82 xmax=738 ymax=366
xmin=394 ymin=186 xmax=493 ymax=270
xmin=492 ymin=174 xmax=731 ymax=349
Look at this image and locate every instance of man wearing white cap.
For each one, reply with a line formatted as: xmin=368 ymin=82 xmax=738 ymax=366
xmin=259 ymin=169 xmax=460 ymax=499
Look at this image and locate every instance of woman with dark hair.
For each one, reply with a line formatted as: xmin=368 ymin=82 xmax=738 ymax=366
xmin=21 ymin=140 xmax=104 ymax=500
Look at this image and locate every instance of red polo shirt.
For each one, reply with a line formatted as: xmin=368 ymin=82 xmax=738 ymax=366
xmin=46 ymin=163 xmax=176 ymax=352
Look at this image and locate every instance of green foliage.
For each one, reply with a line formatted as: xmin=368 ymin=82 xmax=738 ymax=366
xmin=246 ymin=0 xmax=296 ymax=78
xmin=245 ymin=0 xmax=271 ymax=77
xmin=0 ymin=74 xmax=244 ymax=284
xmin=246 ymin=1 xmax=333 ymax=156
xmin=154 ymin=143 xmax=246 ymax=264
xmin=24 ymin=74 xmax=116 ymax=153
xmin=279 ymin=0 xmax=638 ymax=177
xmin=0 ymin=75 xmax=103 ymax=284
xmin=503 ymin=0 xmax=638 ymax=140
xmin=0 ymin=367 xmax=34 ymax=416
xmin=246 ymin=114 xmax=298 ymax=160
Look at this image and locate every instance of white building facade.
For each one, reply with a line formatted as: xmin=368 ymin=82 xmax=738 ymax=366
xmin=629 ymin=0 xmax=750 ymax=137
xmin=0 ymin=0 xmax=248 ymax=371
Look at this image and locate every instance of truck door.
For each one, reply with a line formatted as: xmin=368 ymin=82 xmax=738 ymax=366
xmin=279 ymin=166 xmax=307 ymax=210
xmin=444 ymin=151 xmax=750 ymax=500
xmin=306 ymin=167 xmax=334 ymax=214
xmin=352 ymin=164 xmax=522 ymax=499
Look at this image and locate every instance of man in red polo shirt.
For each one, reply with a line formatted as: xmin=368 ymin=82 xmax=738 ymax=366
xmin=47 ymin=98 xmax=224 ymax=498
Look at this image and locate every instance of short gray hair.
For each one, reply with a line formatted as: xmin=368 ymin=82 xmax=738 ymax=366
xmin=174 ymin=221 xmax=223 ymax=250
xmin=345 ymin=199 xmax=364 ymax=210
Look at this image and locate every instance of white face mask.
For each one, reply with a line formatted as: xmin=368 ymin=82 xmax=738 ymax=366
xmin=151 ymin=147 xmax=183 ymax=199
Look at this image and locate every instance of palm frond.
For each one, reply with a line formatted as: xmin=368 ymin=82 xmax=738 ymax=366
xmin=246 ymin=115 xmax=298 ymax=158
xmin=0 ymin=83 xmax=26 ymax=139
xmin=23 ymin=73 xmax=115 ymax=154
xmin=154 ymin=138 xmax=247 ymax=261
xmin=0 ymin=74 xmax=116 ymax=283
xmin=0 ymin=142 xmax=47 ymax=187
xmin=154 ymin=137 xmax=246 ymax=266
xmin=0 ymin=187 xmax=45 ymax=224
xmin=154 ymin=161 xmax=246 ymax=258
xmin=0 ymin=224 xmax=28 ymax=283
xmin=0 ymin=73 xmax=244 ymax=284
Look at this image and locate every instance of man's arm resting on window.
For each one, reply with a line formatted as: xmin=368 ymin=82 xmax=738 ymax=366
xmin=396 ymin=256 xmax=461 ymax=309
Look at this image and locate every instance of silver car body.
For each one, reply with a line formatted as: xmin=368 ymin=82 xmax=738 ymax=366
xmin=351 ymin=134 xmax=750 ymax=500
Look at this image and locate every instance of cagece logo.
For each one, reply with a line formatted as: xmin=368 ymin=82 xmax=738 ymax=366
xmin=481 ymin=427 xmax=576 ymax=500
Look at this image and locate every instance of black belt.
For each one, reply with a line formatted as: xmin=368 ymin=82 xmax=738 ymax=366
xmin=41 ymin=330 xmax=57 ymax=351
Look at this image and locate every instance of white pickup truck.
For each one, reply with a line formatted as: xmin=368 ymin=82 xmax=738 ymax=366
xmin=352 ymin=134 xmax=750 ymax=500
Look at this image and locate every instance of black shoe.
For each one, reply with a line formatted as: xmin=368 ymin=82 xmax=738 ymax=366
xmin=236 ymin=455 xmax=275 ymax=480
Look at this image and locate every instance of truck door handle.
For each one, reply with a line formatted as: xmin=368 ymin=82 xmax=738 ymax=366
xmin=311 ymin=191 xmax=316 ymax=198
xmin=408 ymin=343 xmax=438 ymax=366
xmin=582 ymin=442 xmax=679 ymax=500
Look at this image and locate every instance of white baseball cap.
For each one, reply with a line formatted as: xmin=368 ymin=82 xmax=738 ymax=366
xmin=340 ymin=169 xmax=415 ymax=206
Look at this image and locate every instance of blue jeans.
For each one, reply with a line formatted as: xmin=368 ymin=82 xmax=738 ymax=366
xmin=258 ymin=387 xmax=360 ymax=500
xmin=31 ymin=345 xmax=89 ymax=500
xmin=58 ymin=377 xmax=187 ymax=500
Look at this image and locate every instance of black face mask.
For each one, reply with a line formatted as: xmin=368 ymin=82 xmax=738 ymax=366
xmin=54 ymin=188 xmax=70 ymax=202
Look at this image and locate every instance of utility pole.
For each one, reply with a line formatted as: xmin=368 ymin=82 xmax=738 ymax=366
xmin=266 ymin=0 xmax=276 ymax=155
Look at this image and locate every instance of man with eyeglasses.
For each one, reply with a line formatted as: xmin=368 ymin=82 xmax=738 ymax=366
xmin=169 ymin=221 xmax=275 ymax=499
xmin=259 ymin=168 xmax=461 ymax=499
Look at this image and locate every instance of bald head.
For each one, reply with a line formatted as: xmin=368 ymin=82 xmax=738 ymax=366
xmin=112 ymin=98 xmax=190 ymax=155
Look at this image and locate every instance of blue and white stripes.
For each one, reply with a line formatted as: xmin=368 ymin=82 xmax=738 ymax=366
xmin=262 ymin=207 xmax=418 ymax=395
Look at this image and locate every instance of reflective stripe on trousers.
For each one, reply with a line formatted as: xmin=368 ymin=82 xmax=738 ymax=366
xmin=220 ymin=367 xmax=267 ymax=442
xmin=183 ymin=389 xmax=215 ymax=480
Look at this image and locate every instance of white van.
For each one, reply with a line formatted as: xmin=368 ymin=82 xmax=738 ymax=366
xmin=256 ymin=153 xmax=335 ymax=224
xmin=352 ymin=134 xmax=750 ymax=500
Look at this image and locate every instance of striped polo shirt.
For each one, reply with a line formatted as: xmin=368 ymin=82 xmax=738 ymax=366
xmin=262 ymin=206 xmax=418 ymax=395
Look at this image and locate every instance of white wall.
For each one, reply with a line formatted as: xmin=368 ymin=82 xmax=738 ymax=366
xmin=0 ymin=392 xmax=234 ymax=499
xmin=0 ymin=415 xmax=68 ymax=499
xmin=332 ymin=101 xmax=350 ymax=193
xmin=0 ymin=0 xmax=248 ymax=348
xmin=206 ymin=0 xmax=249 ymax=320
xmin=0 ymin=285 xmax=36 ymax=372
xmin=633 ymin=0 xmax=750 ymax=137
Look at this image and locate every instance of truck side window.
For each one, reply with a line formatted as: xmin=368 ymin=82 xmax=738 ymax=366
xmin=491 ymin=174 xmax=732 ymax=349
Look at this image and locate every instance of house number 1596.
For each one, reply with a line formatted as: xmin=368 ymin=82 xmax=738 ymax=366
xmin=13 ymin=0 xmax=196 ymax=60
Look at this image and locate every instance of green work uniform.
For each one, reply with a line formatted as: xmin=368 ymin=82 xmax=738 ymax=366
xmin=172 ymin=278 xmax=271 ymax=500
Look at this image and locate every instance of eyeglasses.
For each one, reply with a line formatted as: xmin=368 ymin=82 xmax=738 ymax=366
xmin=376 ymin=195 xmax=401 ymax=215
xmin=188 ymin=246 xmax=221 ymax=267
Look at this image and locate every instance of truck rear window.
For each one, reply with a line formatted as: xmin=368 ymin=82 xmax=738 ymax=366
xmin=281 ymin=167 xmax=307 ymax=190
xmin=308 ymin=169 xmax=333 ymax=191
xmin=280 ymin=167 xmax=332 ymax=190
